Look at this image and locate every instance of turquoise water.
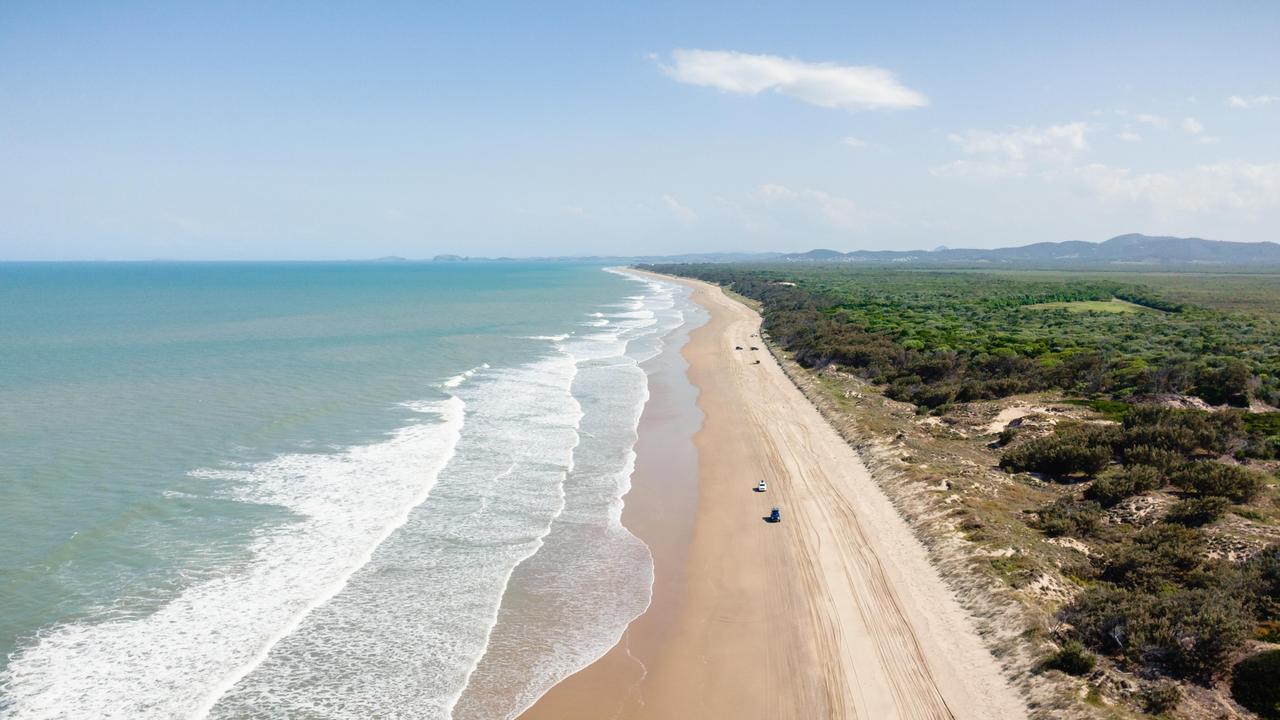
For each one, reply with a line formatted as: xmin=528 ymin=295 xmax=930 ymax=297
xmin=0 ymin=262 xmax=695 ymax=718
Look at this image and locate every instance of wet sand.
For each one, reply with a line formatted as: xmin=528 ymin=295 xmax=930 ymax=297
xmin=516 ymin=276 xmax=704 ymax=719
xmin=522 ymin=273 xmax=1025 ymax=719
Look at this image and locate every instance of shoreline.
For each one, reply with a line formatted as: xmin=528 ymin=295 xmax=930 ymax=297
xmin=524 ymin=271 xmax=1025 ymax=719
xmin=517 ymin=273 xmax=705 ymax=718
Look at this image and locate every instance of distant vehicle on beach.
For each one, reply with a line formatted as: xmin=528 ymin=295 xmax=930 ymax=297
xmin=755 ymin=480 xmax=767 ymax=492
xmin=766 ymin=507 xmax=781 ymax=523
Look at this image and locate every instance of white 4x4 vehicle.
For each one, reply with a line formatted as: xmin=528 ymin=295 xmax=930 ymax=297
xmin=755 ymin=480 xmax=767 ymax=493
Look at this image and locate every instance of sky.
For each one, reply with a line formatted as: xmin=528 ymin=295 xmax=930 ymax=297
xmin=1 ymin=1 xmax=1279 ymax=260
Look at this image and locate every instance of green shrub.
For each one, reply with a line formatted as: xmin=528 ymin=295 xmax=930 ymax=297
xmin=1102 ymin=523 xmax=1206 ymax=590
xmin=1165 ymin=496 xmax=1230 ymax=527
xmin=1067 ymin=585 xmax=1145 ymax=658
xmin=912 ymin=383 xmax=959 ymax=409
xmin=1001 ymin=427 xmax=1115 ymax=479
xmin=1069 ymin=398 xmax=1130 ymax=421
xmin=1167 ymin=591 xmax=1255 ymax=678
xmin=1036 ymin=498 xmax=1103 ymax=537
xmin=1068 ymin=584 xmax=1251 ymax=679
xmin=1241 ymin=434 xmax=1280 ymax=460
xmin=1242 ymin=413 xmax=1280 ymax=460
xmin=1044 ymin=640 xmax=1095 ymax=675
xmin=1140 ymin=680 xmax=1181 ymax=715
xmin=1173 ymin=461 xmax=1269 ymax=503
xmin=1084 ymin=465 xmax=1162 ymax=507
xmin=1194 ymin=358 xmax=1252 ymax=407
xmin=1245 ymin=544 xmax=1280 ymax=620
xmin=1123 ymin=444 xmax=1183 ymax=474
xmin=1126 ymin=425 xmax=1199 ymax=455
xmin=1124 ymin=406 xmax=1246 ymax=455
xmin=1232 ymin=650 xmax=1280 ymax=719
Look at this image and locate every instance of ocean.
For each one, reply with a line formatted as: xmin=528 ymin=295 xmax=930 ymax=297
xmin=0 ymin=261 xmax=698 ymax=719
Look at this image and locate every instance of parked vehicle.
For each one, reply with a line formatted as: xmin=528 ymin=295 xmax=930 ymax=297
xmin=766 ymin=507 xmax=781 ymax=523
xmin=755 ymin=480 xmax=767 ymax=492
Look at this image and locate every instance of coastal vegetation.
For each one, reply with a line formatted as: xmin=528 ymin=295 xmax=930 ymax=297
xmin=642 ymin=265 xmax=1279 ymax=412
xmin=644 ymin=263 xmax=1280 ymax=718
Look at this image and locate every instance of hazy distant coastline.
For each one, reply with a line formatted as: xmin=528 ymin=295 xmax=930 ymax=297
xmin=422 ymin=233 xmax=1280 ymax=269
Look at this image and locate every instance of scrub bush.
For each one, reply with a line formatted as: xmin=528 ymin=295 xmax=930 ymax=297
xmin=1140 ymin=681 xmax=1181 ymax=715
xmin=1101 ymin=523 xmax=1206 ymax=590
xmin=1173 ymin=462 xmax=1268 ymax=503
xmin=1165 ymin=496 xmax=1230 ymax=527
xmin=1036 ymin=498 xmax=1103 ymax=537
xmin=1000 ymin=426 xmax=1116 ymax=479
xmin=1232 ymin=650 xmax=1280 ymax=719
xmin=1084 ymin=465 xmax=1162 ymax=507
xmin=1044 ymin=641 xmax=1095 ymax=675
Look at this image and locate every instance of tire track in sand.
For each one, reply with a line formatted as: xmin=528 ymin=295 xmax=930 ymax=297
xmin=681 ymin=275 xmax=1023 ymax=719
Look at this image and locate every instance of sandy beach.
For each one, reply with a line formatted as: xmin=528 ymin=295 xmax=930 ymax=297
xmin=524 ymin=272 xmax=1024 ymax=719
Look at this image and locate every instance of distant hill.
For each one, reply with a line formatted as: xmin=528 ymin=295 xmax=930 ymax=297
xmin=776 ymin=234 xmax=1280 ymax=267
xmin=418 ymin=234 xmax=1280 ymax=268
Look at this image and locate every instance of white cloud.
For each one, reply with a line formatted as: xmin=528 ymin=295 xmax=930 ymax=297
xmin=1229 ymin=94 xmax=1280 ymax=109
xmin=754 ymin=183 xmax=799 ymax=200
xmin=1117 ymin=131 xmax=1143 ymax=143
xmin=841 ymin=136 xmax=866 ymax=149
xmin=933 ymin=122 xmax=1089 ymax=177
xmin=1132 ymin=112 xmax=1168 ymax=128
xmin=1067 ymin=161 xmax=1280 ymax=214
xmin=661 ymin=194 xmax=698 ymax=224
xmin=809 ymin=191 xmax=861 ymax=229
xmin=559 ymin=205 xmax=585 ymax=217
xmin=751 ymin=183 xmax=863 ymax=229
xmin=1117 ymin=109 xmax=1168 ymax=128
xmin=659 ymin=49 xmax=927 ymax=111
xmin=934 ymin=118 xmax=1279 ymax=220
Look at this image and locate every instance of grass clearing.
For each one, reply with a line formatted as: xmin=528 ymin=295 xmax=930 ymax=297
xmin=1023 ymin=299 xmax=1156 ymax=313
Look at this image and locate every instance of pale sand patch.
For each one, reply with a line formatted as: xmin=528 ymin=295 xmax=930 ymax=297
xmin=983 ymin=402 xmax=1078 ymax=435
xmin=523 ymin=273 xmax=1025 ymax=719
xmin=985 ymin=406 xmax=1035 ymax=435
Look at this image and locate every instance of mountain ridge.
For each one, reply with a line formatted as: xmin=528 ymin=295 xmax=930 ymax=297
xmin=773 ymin=233 xmax=1280 ymax=267
xmin=419 ymin=234 xmax=1280 ymax=267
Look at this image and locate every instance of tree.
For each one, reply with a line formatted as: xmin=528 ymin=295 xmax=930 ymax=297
xmin=1194 ymin=358 xmax=1253 ymax=407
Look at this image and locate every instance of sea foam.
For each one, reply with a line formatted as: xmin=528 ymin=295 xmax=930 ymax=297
xmin=451 ymin=270 xmax=691 ymax=719
xmin=0 ymin=269 xmax=693 ymax=720
xmin=208 ymin=353 xmax=584 ymax=719
xmin=0 ymin=398 xmax=464 ymax=720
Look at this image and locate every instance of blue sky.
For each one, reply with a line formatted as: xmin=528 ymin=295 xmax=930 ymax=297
xmin=2 ymin=1 xmax=1278 ymax=259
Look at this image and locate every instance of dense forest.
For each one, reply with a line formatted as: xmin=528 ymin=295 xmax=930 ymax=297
xmin=645 ymin=263 xmax=1280 ymax=716
xmin=644 ymin=265 xmax=1280 ymax=416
